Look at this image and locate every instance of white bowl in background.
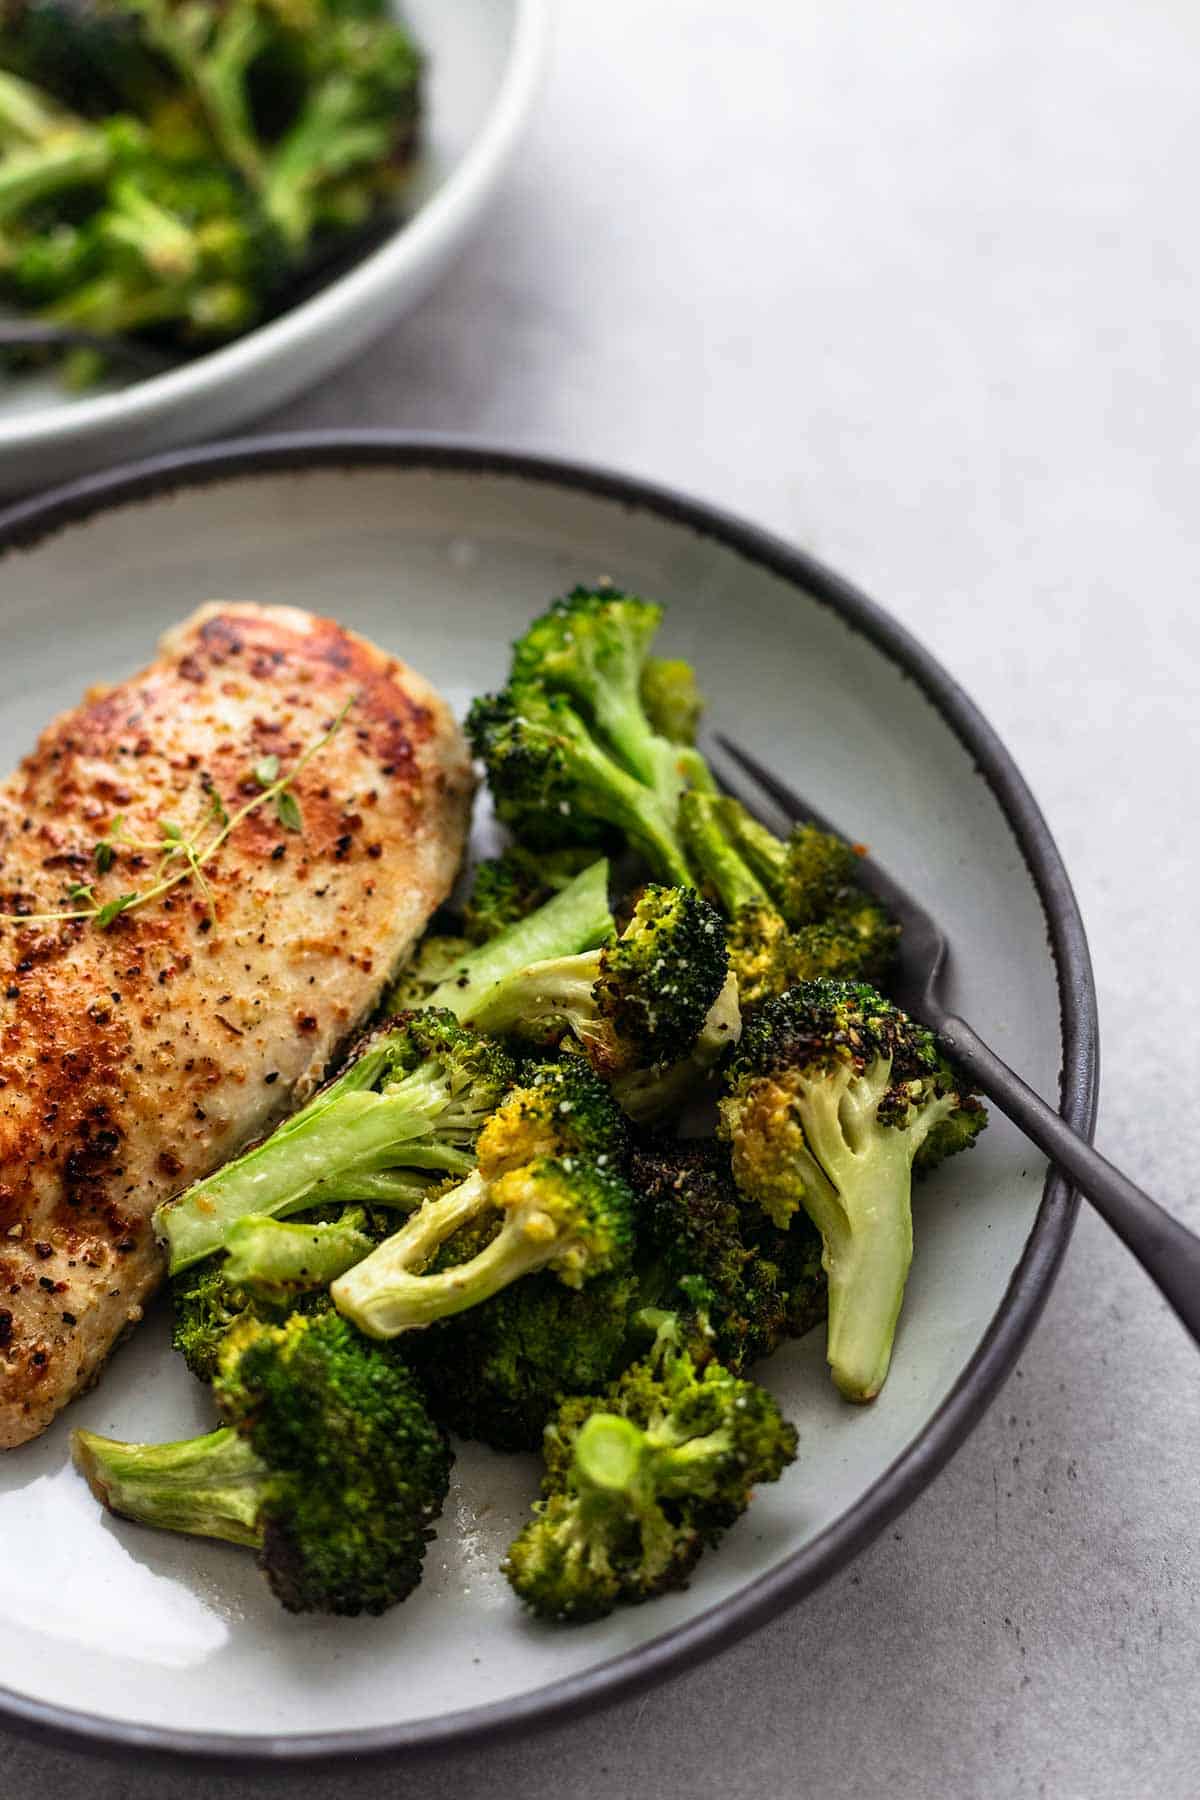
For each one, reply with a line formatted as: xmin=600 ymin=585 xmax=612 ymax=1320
xmin=0 ymin=1 xmax=549 ymax=496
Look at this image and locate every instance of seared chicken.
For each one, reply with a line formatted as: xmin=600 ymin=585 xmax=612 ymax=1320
xmin=0 ymin=603 xmax=472 ymax=1448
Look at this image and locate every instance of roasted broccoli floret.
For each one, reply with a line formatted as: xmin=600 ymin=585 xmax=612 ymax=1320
xmin=630 ymin=1138 xmax=825 ymax=1370
xmin=468 ymin=589 xmax=712 ymax=884
xmin=169 ymin=1198 xmax=411 ymax=1380
xmin=332 ymin=1060 xmax=634 ymax=1338
xmin=465 ymin=884 xmax=729 ymax=1081
xmin=639 ymin=655 xmax=703 ymax=746
xmin=719 ymin=981 xmax=986 ymax=1402
xmin=407 ymin=1261 xmax=642 ymax=1452
xmin=73 ymin=1309 xmax=451 ymax=1615
xmin=503 ymin=1311 xmax=797 ymax=1622
xmin=681 ymin=792 xmax=898 ymax=1005
xmin=156 ymin=1010 xmax=515 ymax=1272
xmin=462 ymin=846 xmax=594 ymax=945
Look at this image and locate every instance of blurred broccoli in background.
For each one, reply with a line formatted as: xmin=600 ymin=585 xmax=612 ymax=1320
xmin=0 ymin=0 xmax=423 ymax=381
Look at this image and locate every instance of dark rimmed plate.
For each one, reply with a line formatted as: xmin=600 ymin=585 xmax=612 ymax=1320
xmin=0 ymin=435 xmax=1097 ymax=1765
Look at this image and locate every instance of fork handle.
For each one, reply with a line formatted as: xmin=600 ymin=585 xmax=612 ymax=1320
xmin=935 ymin=1014 xmax=1200 ymax=1347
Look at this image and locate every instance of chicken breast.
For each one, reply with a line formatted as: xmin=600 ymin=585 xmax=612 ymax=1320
xmin=0 ymin=602 xmax=473 ymax=1448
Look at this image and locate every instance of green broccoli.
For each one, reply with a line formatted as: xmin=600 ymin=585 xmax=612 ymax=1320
xmin=0 ymin=70 xmax=123 ymax=223
xmin=73 ymin=1309 xmax=451 ymax=1615
xmin=405 ymin=1257 xmax=642 ymax=1452
xmin=464 ymin=884 xmax=730 ymax=1084
xmin=0 ymin=0 xmax=424 ymax=382
xmin=155 ymin=1010 xmax=515 ymax=1272
xmin=399 ymin=856 xmax=615 ymax=1024
xmin=639 ymin=655 xmax=704 ymax=747
xmin=462 ymin=846 xmax=594 ymax=945
xmin=503 ymin=1310 xmax=797 ymax=1622
xmin=681 ymin=791 xmax=898 ymax=1005
xmin=630 ymin=1137 xmax=825 ymax=1370
xmin=169 ymin=1254 xmax=328 ymax=1382
xmin=468 ymin=588 xmax=713 ymax=884
xmin=386 ymin=931 xmax=477 ymax=1012
xmin=719 ymin=980 xmax=986 ymax=1402
xmin=221 ymin=1208 xmax=375 ymax=1298
xmin=332 ymin=1059 xmax=634 ymax=1338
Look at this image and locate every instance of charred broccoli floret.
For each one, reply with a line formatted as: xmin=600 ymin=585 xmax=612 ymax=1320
xmin=468 ymin=589 xmax=712 ymax=883
xmin=719 ymin=981 xmax=986 ymax=1401
xmin=630 ymin=1138 xmax=825 ymax=1370
xmin=681 ymin=792 xmax=898 ymax=1005
xmin=73 ymin=1309 xmax=451 ymax=1616
xmin=407 ymin=1261 xmax=642 ymax=1452
xmin=156 ymin=1010 xmax=515 ymax=1272
xmin=332 ymin=1060 xmax=633 ymax=1338
xmin=503 ymin=1310 xmax=797 ymax=1621
xmin=462 ymin=846 xmax=594 ymax=945
xmin=464 ymin=884 xmax=730 ymax=1080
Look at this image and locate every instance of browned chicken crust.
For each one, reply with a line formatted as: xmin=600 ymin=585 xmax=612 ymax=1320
xmin=0 ymin=603 xmax=473 ymax=1448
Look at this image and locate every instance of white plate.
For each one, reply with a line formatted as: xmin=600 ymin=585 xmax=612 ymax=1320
xmin=0 ymin=4 xmax=548 ymax=497
xmin=0 ymin=439 xmax=1096 ymax=1762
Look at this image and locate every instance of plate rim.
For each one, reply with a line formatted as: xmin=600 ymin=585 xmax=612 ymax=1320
xmin=0 ymin=432 xmax=1098 ymax=1767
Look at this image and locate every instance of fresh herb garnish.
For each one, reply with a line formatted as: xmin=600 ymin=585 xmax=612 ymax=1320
xmin=2 ymin=697 xmax=355 ymax=934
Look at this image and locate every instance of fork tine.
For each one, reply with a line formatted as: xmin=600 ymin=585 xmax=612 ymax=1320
xmin=711 ymin=734 xmax=838 ymax=834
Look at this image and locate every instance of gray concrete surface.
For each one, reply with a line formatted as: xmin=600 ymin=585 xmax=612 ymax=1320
xmin=3 ymin=0 xmax=1198 ymax=1793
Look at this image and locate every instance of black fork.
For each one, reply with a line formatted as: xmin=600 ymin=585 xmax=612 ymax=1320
xmin=713 ymin=733 xmax=1200 ymax=1348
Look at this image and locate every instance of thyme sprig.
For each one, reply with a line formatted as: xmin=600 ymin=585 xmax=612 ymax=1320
xmin=1 ymin=696 xmax=355 ymax=933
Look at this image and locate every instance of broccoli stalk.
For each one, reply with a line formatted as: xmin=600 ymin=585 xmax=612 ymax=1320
xmin=74 ymin=1311 xmax=452 ymax=1615
xmin=123 ymin=0 xmax=268 ymax=185
xmin=408 ymin=856 xmax=615 ymax=1022
xmin=222 ymin=1208 xmax=374 ymax=1300
xmin=503 ymin=1310 xmax=797 ymax=1622
xmin=332 ymin=1059 xmax=633 ymax=1338
xmin=719 ymin=981 xmax=986 ymax=1401
xmin=334 ymin=1157 xmax=635 ymax=1339
xmin=155 ymin=1011 xmax=515 ymax=1273
xmin=0 ymin=71 xmax=116 ymax=221
xmin=261 ymin=17 xmax=421 ymax=249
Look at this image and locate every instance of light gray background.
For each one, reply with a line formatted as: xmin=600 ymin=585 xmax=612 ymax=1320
xmin=3 ymin=0 xmax=1197 ymax=1794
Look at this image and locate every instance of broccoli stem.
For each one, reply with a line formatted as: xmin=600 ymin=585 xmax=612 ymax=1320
xmin=463 ymin=954 xmax=599 ymax=1041
xmin=103 ymin=181 xmax=200 ymax=278
xmin=159 ymin=1074 xmax=479 ymax=1275
xmin=132 ymin=0 xmax=267 ymax=187
xmin=223 ymin=1210 xmax=374 ymax=1300
xmin=680 ymin=791 xmax=770 ymax=916
xmin=72 ymin=1425 xmax=265 ymax=1548
xmin=424 ymin=858 xmax=613 ymax=1021
xmin=0 ymin=68 xmax=72 ymax=146
xmin=336 ymin=1166 xmax=595 ymax=1338
xmin=718 ymin=801 xmax=790 ymax=896
xmin=781 ymin=1061 xmax=959 ymax=1401
xmin=0 ymin=135 xmax=111 ymax=223
xmin=572 ymin=1411 xmax=645 ymax=1495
